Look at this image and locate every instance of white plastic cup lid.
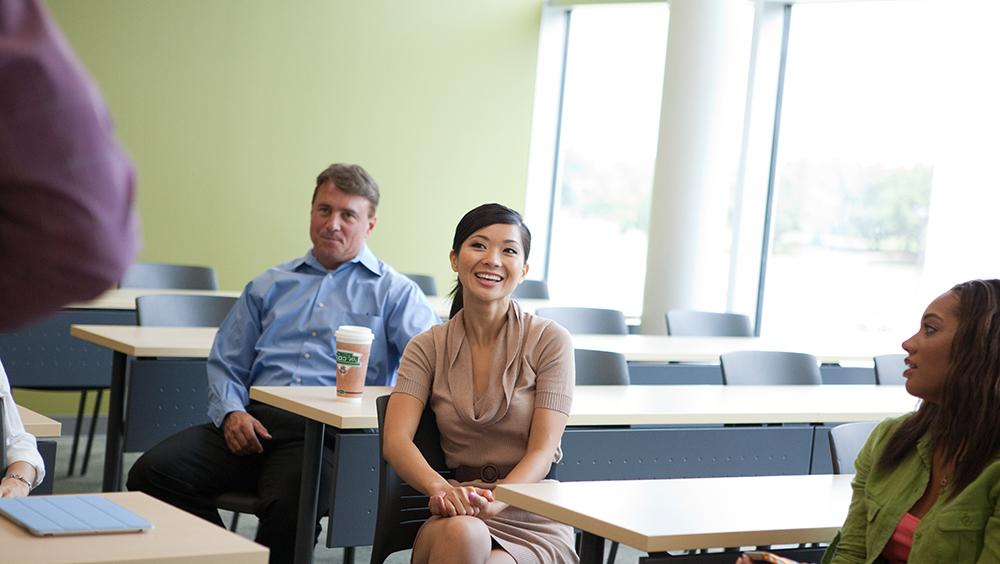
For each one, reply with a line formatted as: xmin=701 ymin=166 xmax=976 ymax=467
xmin=335 ymin=325 xmax=374 ymax=345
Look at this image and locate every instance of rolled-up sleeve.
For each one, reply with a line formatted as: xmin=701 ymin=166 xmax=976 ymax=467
xmin=1 ymin=361 xmax=45 ymax=487
xmin=0 ymin=0 xmax=138 ymax=331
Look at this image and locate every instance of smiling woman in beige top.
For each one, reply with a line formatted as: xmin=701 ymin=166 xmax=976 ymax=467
xmin=383 ymin=203 xmax=578 ymax=564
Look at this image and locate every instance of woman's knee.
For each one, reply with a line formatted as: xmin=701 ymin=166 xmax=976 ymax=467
xmin=417 ymin=517 xmax=493 ymax=561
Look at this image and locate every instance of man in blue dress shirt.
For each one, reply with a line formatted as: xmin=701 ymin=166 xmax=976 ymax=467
xmin=127 ymin=163 xmax=438 ymax=563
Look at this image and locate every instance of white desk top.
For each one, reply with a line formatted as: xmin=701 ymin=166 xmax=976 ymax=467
xmin=67 ymin=289 xmax=241 ymax=310
xmin=249 ymin=384 xmax=916 ymax=428
xmin=567 ymin=384 xmax=916 ymax=425
xmin=71 ymin=324 xmax=900 ymax=368
xmin=70 ymin=325 xmax=218 ymax=357
xmin=17 ymin=405 xmax=61 ymax=437
xmin=70 ymin=325 xmax=917 ymax=425
xmin=0 ymin=492 xmax=268 ymax=563
xmin=572 ymin=334 xmax=900 ymax=364
xmin=249 ymin=386 xmax=392 ymax=429
xmin=495 ymin=474 xmax=853 ymax=552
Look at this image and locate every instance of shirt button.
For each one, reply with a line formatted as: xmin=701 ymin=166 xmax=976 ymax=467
xmin=318 ymin=303 xmax=325 ymax=308
xmin=304 ymin=353 xmax=311 ymax=359
xmin=311 ymin=331 xmax=317 ymax=337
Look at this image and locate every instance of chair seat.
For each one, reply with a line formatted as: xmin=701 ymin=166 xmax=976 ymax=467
xmin=215 ymin=491 xmax=263 ymax=515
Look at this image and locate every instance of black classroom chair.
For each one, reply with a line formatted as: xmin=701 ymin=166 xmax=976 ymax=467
xmin=371 ymin=394 xmax=451 ymax=564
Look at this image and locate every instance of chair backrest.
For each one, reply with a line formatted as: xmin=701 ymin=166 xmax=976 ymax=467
xmin=513 ymin=279 xmax=550 ymax=300
xmin=371 ymin=395 xmax=451 ymax=564
xmin=874 ymin=354 xmax=907 ymax=385
xmin=119 ymin=263 xmax=218 ymax=290
xmin=135 ymin=295 xmax=236 ymax=327
xmin=535 ymin=307 xmax=628 ymax=335
xmin=719 ymin=351 xmax=822 ymax=385
xmin=665 ymin=310 xmax=753 ymax=337
xmin=574 ymin=349 xmax=629 ymax=385
xmin=829 ymin=420 xmax=879 ymax=474
xmin=403 ymin=273 xmax=438 ymax=297
xmin=126 ymin=295 xmax=235 ymax=453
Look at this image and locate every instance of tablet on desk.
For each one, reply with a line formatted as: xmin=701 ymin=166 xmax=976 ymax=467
xmin=0 ymin=495 xmax=152 ymax=536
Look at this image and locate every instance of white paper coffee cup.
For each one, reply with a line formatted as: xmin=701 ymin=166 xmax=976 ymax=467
xmin=335 ymin=325 xmax=374 ymax=401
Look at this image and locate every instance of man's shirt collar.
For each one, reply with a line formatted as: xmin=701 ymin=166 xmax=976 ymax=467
xmin=298 ymin=245 xmax=382 ymax=276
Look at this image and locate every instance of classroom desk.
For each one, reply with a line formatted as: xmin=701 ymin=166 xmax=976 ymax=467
xmin=19 ymin=405 xmax=62 ymax=438
xmin=69 ymin=324 xmax=218 ymax=491
xmin=0 ymin=288 xmax=238 ymax=477
xmin=67 ymin=320 xmax=914 ymax=562
xmin=249 ymin=384 xmax=914 ymax=564
xmin=0 ymin=491 xmax=268 ymax=563
xmin=248 ymin=386 xmax=390 ymax=564
xmin=571 ymin=334 xmax=899 ymax=365
xmin=494 ymin=474 xmax=852 ymax=564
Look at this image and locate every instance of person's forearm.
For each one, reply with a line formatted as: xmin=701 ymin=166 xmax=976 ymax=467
xmin=4 ymin=460 xmax=37 ymax=487
xmin=383 ymin=435 xmax=451 ymax=496
xmin=502 ymin=448 xmax=557 ymax=485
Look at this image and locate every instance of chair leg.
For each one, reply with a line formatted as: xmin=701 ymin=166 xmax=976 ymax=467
xmin=81 ymin=388 xmax=104 ymax=476
xmin=67 ymin=390 xmax=88 ymax=476
xmin=228 ymin=512 xmax=240 ymax=532
xmin=343 ymin=546 xmax=355 ymax=564
xmin=606 ymin=541 xmax=619 ymax=564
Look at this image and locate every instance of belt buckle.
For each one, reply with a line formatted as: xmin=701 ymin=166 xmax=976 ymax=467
xmin=480 ymin=464 xmax=499 ymax=483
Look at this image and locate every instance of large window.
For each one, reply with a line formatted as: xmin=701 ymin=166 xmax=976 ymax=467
xmin=531 ymin=0 xmax=1000 ymax=335
xmin=544 ymin=3 xmax=669 ymax=315
xmin=760 ymin=1 xmax=937 ymax=337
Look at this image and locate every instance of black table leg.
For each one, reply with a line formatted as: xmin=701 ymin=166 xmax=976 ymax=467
xmin=579 ymin=531 xmax=606 ymax=564
xmin=101 ymin=351 xmax=127 ymax=492
xmin=293 ymin=419 xmax=325 ymax=564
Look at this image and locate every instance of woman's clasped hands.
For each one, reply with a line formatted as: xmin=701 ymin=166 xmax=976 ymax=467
xmin=429 ymin=485 xmax=503 ymax=519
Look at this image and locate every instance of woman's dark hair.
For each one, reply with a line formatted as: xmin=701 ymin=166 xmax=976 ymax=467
xmin=879 ymin=279 xmax=1000 ymax=496
xmin=448 ymin=203 xmax=531 ymax=319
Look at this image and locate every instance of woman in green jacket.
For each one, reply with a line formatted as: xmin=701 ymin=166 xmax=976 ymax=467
xmin=741 ymin=279 xmax=1000 ymax=564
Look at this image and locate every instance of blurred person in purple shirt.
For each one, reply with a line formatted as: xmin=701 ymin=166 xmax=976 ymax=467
xmin=0 ymin=0 xmax=138 ymax=330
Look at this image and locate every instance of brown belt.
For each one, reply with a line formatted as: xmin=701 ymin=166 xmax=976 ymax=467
xmin=451 ymin=463 xmax=557 ymax=484
xmin=452 ymin=464 xmax=514 ymax=483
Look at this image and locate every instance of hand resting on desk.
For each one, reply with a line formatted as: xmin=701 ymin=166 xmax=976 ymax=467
xmin=223 ymin=411 xmax=273 ymax=455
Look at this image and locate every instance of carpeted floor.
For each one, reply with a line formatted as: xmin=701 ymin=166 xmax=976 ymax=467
xmin=48 ymin=421 xmax=637 ymax=563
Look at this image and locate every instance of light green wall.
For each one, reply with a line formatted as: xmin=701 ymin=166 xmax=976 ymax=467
xmin=19 ymin=0 xmax=544 ymax=415
xmin=47 ymin=0 xmax=542 ymax=289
